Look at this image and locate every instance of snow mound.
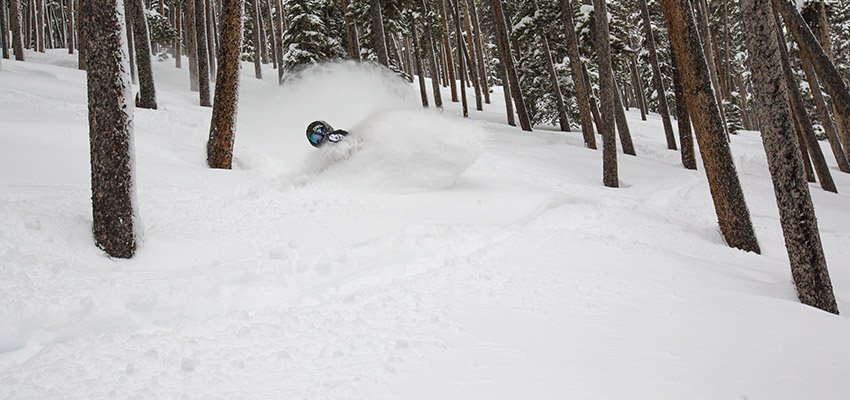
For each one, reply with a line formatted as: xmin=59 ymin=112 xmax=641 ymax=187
xmin=300 ymin=109 xmax=485 ymax=191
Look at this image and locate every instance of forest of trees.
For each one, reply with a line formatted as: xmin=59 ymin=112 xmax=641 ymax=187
xmin=2 ymin=0 xmax=850 ymax=314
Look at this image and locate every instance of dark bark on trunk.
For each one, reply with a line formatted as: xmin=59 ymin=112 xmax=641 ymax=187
xmin=276 ymin=0 xmax=287 ymax=81
xmin=449 ymin=0 xmax=468 ymax=117
xmin=773 ymin=10 xmax=835 ymax=191
xmin=10 ymin=0 xmax=25 ymax=60
xmin=560 ymin=0 xmax=595 ymax=147
xmin=629 ymin=53 xmax=647 ymax=121
xmin=490 ymin=0 xmax=530 ymax=131
xmin=250 ymin=0 xmax=262 ymax=78
xmin=437 ymin=0 xmax=457 ymax=101
xmin=693 ymin=0 xmax=727 ymax=131
xmin=207 ymin=0 xmax=243 ymax=169
xmin=175 ymin=1 xmax=182 ymax=68
xmin=340 ymin=0 xmax=359 ymax=60
xmin=67 ymin=0 xmax=75 ymax=54
xmin=185 ymin=0 xmax=200 ymax=90
xmin=369 ymin=0 xmax=388 ymax=67
xmin=124 ymin=7 xmax=136 ymax=83
xmin=206 ymin=0 xmax=218 ymax=79
xmin=468 ymin=0 xmax=489 ymax=104
xmin=498 ymin=60 xmax=515 ymax=126
xmin=1 ymin=0 xmax=10 ymax=59
xmin=418 ymin=0 xmax=442 ymax=108
xmin=462 ymin=0 xmax=482 ymax=111
xmin=743 ymin=0 xmax=838 ymax=314
xmin=659 ymin=0 xmax=760 ymax=253
xmin=594 ymin=0 xmax=618 ymax=187
xmin=76 ymin=0 xmax=85 ymax=67
xmin=35 ymin=0 xmax=44 ymax=51
xmin=410 ymin=14 xmax=428 ymax=108
xmin=83 ymin=0 xmax=137 ymax=258
xmin=126 ymin=0 xmax=157 ymax=109
xmin=791 ymin=109 xmax=816 ymax=182
xmin=772 ymin=0 xmax=850 ymax=163
xmin=639 ymin=0 xmax=677 ymax=150
xmin=195 ymin=0 xmax=211 ymax=105
xmin=671 ymin=48 xmax=697 ymax=170
xmin=614 ymin=79 xmax=636 ymax=156
xmin=801 ymin=57 xmax=850 ymax=173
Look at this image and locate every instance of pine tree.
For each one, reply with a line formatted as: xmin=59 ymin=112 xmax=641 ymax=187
xmin=9 ymin=0 xmax=25 ymax=60
xmin=659 ymin=0 xmax=760 ymax=254
xmin=83 ymin=0 xmax=138 ymax=258
xmin=207 ymin=0 xmax=243 ymax=169
xmin=742 ymin=0 xmax=838 ymax=314
xmin=280 ymin=0 xmax=344 ymax=75
xmin=126 ymin=0 xmax=158 ymax=109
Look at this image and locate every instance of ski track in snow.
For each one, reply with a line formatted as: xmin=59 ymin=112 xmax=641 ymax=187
xmin=1 ymin=50 xmax=850 ymax=399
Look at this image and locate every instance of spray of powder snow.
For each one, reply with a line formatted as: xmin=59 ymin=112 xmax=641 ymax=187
xmin=299 ymin=109 xmax=484 ymax=191
xmin=235 ymin=61 xmax=419 ymax=171
xmin=235 ymin=61 xmax=484 ymax=191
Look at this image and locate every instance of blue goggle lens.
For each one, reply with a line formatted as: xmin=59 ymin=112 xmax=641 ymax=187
xmin=309 ymin=132 xmax=325 ymax=145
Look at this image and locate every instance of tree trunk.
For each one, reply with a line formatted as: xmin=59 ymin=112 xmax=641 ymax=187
xmin=614 ymin=78 xmax=636 ymax=156
xmin=670 ymin=48 xmax=697 ymax=170
xmin=276 ymin=0 xmax=287 ymax=81
xmin=418 ymin=0 xmax=442 ymax=108
xmin=44 ymin=0 xmax=53 ymax=48
xmin=790 ymin=110 xmax=817 ymax=182
xmin=9 ymin=0 xmax=24 ymax=61
xmin=462 ymin=0 xmax=482 ymax=111
xmin=659 ymin=0 xmax=760 ymax=254
xmin=490 ymin=0 xmax=530 ymax=131
xmin=175 ymin=0 xmax=182 ymax=68
xmin=535 ymin=0 xmax=567 ymax=131
xmin=123 ymin=5 xmax=136 ymax=83
xmin=76 ymin=0 xmax=85 ymax=68
xmin=449 ymin=0 xmax=468 ymax=117
xmin=250 ymin=0 xmax=262 ymax=78
xmin=1 ymin=0 xmax=10 ymax=59
xmin=184 ymin=0 xmax=199 ymax=90
xmin=126 ymin=0 xmax=157 ymax=109
xmin=772 ymin=0 xmax=850 ymax=163
xmin=639 ymin=0 xmax=677 ymax=150
xmin=801 ymin=56 xmax=850 ymax=173
xmin=369 ymin=0 xmax=388 ymax=67
xmin=35 ymin=0 xmax=44 ymax=51
xmin=207 ymin=0 xmax=243 ymax=169
xmin=594 ymin=0 xmax=618 ymax=187
xmin=195 ymin=0 xmax=211 ymax=105
xmin=206 ymin=0 xmax=218 ymax=79
xmin=437 ymin=0 xmax=457 ymax=101
xmin=467 ymin=0 xmax=489 ymax=104
xmin=773 ymin=9 xmax=835 ymax=192
xmin=83 ymin=0 xmax=137 ymax=258
xmin=743 ymin=0 xmax=838 ymax=314
xmin=340 ymin=0 xmax=360 ymax=60
xmin=693 ymin=0 xmax=727 ymax=131
xmin=410 ymin=14 xmax=428 ymax=108
xmin=67 ymin=0 xmax=75 ymax=54
xmin=629 ymin=57 xmax=648 ymax=122
xmin=559 ymin=0 xmax=595 ymax=147
xmin=498 ymin=60 xmax=515 ymax=126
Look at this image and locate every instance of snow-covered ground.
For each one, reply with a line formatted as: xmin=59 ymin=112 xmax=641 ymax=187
xmin=1 ymin=50 xmax=849 ymax=399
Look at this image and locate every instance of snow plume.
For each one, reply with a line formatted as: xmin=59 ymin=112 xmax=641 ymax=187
xmin=235 ymin=61 xmax=418 ymax=170
xmin=236 ymin=61 xmax=484 ymax=191
xmin=301 ymin=109 xmax=485 ymax=192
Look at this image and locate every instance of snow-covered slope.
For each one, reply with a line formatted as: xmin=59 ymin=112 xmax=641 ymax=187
xmin=1 ymin=51 xmax=849 ymax=399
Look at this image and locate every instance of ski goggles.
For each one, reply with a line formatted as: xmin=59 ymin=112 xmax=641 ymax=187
xmin=308 ymin=131 xmax=325 ymax=146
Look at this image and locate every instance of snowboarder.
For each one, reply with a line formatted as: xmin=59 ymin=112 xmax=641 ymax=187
xmin=306 ymin=120 xmax=349 ymax=148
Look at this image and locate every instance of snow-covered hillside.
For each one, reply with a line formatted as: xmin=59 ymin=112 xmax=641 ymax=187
xmin=1 ymin=51 xmax=849 ymax=399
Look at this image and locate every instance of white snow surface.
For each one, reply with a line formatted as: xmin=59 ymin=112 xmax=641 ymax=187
xmin=1 ymin=50 xmax=850 ymax=399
